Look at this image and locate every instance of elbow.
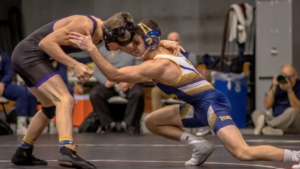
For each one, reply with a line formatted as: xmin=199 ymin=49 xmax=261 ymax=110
xmin=264 ymin=105 xmax=271 ymax=110
xmin=292 ymin=103 xmax=300 ymax=112
xmin=38 ymin=40 xmax=45 ymax=49
xmin=38 ymin=39 xmax=50 ymax=50
xmin=264 ymin=102 xmax=271 ymax=110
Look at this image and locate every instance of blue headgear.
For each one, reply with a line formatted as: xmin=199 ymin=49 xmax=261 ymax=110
xmin=138 ymin=23 xmax=160 ymax=50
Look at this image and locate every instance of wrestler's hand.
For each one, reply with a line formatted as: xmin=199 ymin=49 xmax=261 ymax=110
xmin=68 ymin=29 xmax=95 ymax=51
xmin=116 ymin=82 xmax=128 ymax=92
xmin=159 ymin=40 xmax=185 ymax=56
xmin=72 ymin=62 xmax=93 ymax=83
xmin=127 ymin=82 xmax=135 ymax=89
xmin=105 ymin=80 xmax=115 ymax=88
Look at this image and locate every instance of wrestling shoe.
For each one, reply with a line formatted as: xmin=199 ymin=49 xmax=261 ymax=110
xmin=11 ymin=146 xmax=47 ymax=165
xmin=58 ymin=145 xmax=96 ymax=169
xmin=290 ymin=151 xmax=300 ymax=168
xmin=185 ymin=140 xmax=215 ymax=166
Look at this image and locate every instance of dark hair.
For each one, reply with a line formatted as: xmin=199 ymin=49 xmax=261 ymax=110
xmin=103 ymin=12 xmax=135 ymax=42
xmin=135 ymin=19 xmax=161 ymax=37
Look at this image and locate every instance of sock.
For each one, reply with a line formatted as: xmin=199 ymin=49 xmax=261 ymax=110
xmin=29 ymin=117 xmax=33 ymax=123
xmin=180 ymin=132 xmax=204 ymax=144
xmin=59 ymin=136 xmax=73 ymax=147
xmin=20 ymin=136 xmax=34 ymax=149
xmin=284 ymin=149 xmax=299 ymax=162
xmin=121 ymin=121 xmax=127 ymax=130
xmin=110 ymin=122 xmax=116 ymax=129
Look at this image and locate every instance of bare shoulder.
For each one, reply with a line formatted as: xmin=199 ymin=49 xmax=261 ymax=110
xmin=56 ymin=15 xmax=93 ymax=33
xmin=140 ymin=59 xmax=170 ymax=69
xmin=152 ymin=58 xmax=175 ymax=67
xmin=70 ymin=15 xmax=92 ymax=29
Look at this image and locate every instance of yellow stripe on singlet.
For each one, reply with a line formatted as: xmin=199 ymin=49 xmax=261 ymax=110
xmin=184 ymin=84 xmax=214 ymax=95
xmin=174 ymin=72 xmax=203 ymax=88
xmin=181 ymin=104 xmax=192 ymax=119
xmin=209 ymin=112 xmax=217 ymax=128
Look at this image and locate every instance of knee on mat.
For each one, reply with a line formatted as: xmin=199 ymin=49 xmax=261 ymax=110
xmin=144 ymin=114 xmax=157 ymax=130
xmin=232 ymin=146 xmax=252 ymax=161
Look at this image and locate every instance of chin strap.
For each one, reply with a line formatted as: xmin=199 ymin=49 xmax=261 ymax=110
xmin=135 ymin=47 xmax=150 ymax=61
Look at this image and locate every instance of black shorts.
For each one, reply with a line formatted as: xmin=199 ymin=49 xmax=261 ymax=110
xmin=11 ymin=41 xmax=58 ymax=88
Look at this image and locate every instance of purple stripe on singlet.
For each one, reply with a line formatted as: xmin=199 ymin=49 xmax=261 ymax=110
xmin=36 ymin=72 xmax=58 ymax=88
xmin=179 ymin=65 xmax=196 ymax=72
xmin=52 ymin=19 xmax=61 ymax=32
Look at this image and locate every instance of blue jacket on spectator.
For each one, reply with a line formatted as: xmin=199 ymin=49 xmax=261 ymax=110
xmin=0 ymin=49 xmax=14 ymax=86
xmin=0 ymin=49 xmax=37 ymax=117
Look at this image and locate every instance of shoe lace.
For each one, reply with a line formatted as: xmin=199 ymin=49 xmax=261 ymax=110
xmin=292 ymin=152 xmax=300 ymax=162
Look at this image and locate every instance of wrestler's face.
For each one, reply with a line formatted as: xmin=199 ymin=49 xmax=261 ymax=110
xmin=107 ymin=42 xmax=122 ymax=51
xmin=132 ymin=35 xmax=146 ymax=57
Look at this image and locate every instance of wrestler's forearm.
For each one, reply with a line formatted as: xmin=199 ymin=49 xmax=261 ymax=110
xmin=121 ymin=45 xmax=134 ymax=55
xmin=88 ymin=46 xmax=120 ymax=82
xmin=39 ymin=41 xmax=78 ymax=68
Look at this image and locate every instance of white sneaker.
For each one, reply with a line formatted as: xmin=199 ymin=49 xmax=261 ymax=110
xmin=292 ymin=151 xmax=300 ymax=168
xmin=254 ymin=114 xmax=265 ymax=135
xmin=16 ymin=126 xmax=27 ymax=135
xmin=292 ymin=151 xmax=300 ymax=162
xmin=16 ymin=116 xmax=27 ymax=135
xmin=292 ymin=164 xmax=300 ymax=169
xmin=41 ymin=127 xmax=48 ymax=134
xmin=195 ymin=128 xmax=211 ymax=136
xmin=49 ymin=121 xmax=57 ymax=134
xmin=262 ymin=126 xmax=283 ymax=135
xmin=185 ymin=140 xmax=215 ymax=166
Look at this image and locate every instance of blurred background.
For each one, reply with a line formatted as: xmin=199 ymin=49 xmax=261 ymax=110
xmin=0 ymin=0 xmax=299 ymax=137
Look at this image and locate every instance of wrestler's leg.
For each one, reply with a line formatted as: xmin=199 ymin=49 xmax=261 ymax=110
xmin=217 ymin=125 xmax=299 ymax=162
xmin=145 ymin=104 xmax=214 ymax=166
xmin=11 ymin=87 xmax=54 ymax=166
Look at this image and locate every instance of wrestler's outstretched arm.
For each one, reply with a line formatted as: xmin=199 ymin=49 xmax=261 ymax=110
xmin=69 ymin=30 xmax=167 ymax=83
xmin=39 ymin=18 xmax=94 ymax=82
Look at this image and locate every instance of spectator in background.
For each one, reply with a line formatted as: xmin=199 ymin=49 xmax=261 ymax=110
xmin=252 ymin=64 xmax=300 ymax=135
xmin=167 ymin=32 xmax=197 ymax=66
xmin=0 ymin=49 xmax=37 ymax=135
xmin=90 ymin=46 xmax=144 ymax=134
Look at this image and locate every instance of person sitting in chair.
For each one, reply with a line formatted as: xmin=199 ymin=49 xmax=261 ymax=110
xmin=90 ymin=45 xmax=144 ymax=134
xmin=0 ymin=49 xmax=37 ymax=135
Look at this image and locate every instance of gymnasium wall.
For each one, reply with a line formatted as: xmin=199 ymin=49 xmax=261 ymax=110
xmin=21 ymin=0 xmax=255 ymax=56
